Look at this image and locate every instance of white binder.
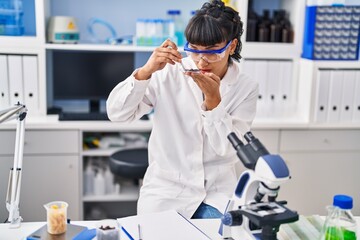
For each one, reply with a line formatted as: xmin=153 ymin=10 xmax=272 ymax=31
xmin=340 ymin=70 xmax=356 ymax=122
xmin=352 ymin=71 xmax=360 ymax=122
xmin=267 ymin=61 xmax=281 ymax=117
xmin=8 ymin=55 xmax=24 ymax=105
xmin=278 ymin=61 xmax=293 ymax=116
xmin=23 ymin=55 xmax=40 ymax=115
xmin=0 ymin=55 xmax=10 ymax=109
xmin=314 ymin=70 xmax=330 ymax=122
xmin=327 ymin=70 xmax=343 ymax=123
xmin=254 ymin=60 xmax=268 ymax=118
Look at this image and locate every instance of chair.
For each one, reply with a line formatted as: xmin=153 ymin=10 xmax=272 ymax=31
xmin=109 ymin=148 xmax=148 ymax=179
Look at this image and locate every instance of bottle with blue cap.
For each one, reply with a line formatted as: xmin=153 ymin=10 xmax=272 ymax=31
xmin=320 ymin=194 xmax=357 ymax=240
xmin=167 ymin=9 xmax=185 ymax=46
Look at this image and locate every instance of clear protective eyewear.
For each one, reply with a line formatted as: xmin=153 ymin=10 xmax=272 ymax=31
xmin=183 ymin=40 xmax=232 ymax=63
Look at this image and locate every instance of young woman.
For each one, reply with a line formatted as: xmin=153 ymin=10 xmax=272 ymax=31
xmin=107 ymin=0 xmax=258 ymax=219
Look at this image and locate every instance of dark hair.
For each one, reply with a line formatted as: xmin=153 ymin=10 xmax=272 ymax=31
xmin=185 ymin=0 xmax=244 ymax=62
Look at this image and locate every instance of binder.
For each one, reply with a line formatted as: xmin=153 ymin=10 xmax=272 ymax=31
xmin=327 ymin=70 xmax=343 ymax=123
xmin=242 ymin=59 xmax=256 ymax=77
xmin=314 ymin=70 xmax=330 ymax=122
xmin=254 ymin=60 xmax=268 ymax=118
xmin=340 ymin=70 xmax=356 ymax=122
xmin=0 ymin=55 xmax=10 ymax=109
xmin=278 ymin=60 xmax=293 ymax=116
xmin=352 ymin=71 xmax=360 ymax=122
xmin=23 ymin=55 xmax=40 ymax=115
xmin=8 ymin=55 xmax=24 ymax=105
xmin=267 ymin=61 xmax=281 ymax=117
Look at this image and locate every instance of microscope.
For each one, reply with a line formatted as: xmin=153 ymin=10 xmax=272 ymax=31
xmin=219 ymin=132 xmax=298 ymax=240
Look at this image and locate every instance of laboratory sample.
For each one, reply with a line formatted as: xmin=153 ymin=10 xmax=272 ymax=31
xmin=44 ymin=201 xmax=68 ymax=235
xmin=96 ymin=219 xmax=119 ymax=240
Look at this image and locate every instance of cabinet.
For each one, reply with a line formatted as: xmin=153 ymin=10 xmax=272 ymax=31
xmin=81 ymin=130 xmax=150 ymax=220
xmin=0 ymin=130 xmax=81 ymax=221
xmin=278 ymin=129 xmax=360 ymax=216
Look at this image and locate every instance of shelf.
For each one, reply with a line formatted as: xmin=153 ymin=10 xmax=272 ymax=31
xmin=45 ymin=43 xmax=158 ymax=52
xmin=83 ymin=186 xmax=139 ymax=202
xmin=0 ymin=36 xmax=44 ymax=53
xmin=242 ymin=42 xmax=300 ymax=59
xmin=82 ymin=148 xmax=125 ymax=157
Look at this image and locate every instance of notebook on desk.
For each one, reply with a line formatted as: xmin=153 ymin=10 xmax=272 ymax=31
xmin=117 ymin=210 xmax=211 ymax=240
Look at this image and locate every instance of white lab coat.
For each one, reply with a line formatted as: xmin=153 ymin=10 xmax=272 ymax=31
xmin=106 ymin=57 xmax=258 ymax=218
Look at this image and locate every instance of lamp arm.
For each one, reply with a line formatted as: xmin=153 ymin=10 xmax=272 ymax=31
xmin=1 ymin=103 xmax=27 ymax=228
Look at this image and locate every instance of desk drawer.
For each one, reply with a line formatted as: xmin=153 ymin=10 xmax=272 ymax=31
xmin=0 ymin=130 xmax=79 ymax=155
xmin=280 ymin=130 xmax=360 ymax=152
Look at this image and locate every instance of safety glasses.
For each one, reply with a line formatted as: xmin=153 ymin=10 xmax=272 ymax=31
xmin=183 ymin=40 xmax=232 ymax=63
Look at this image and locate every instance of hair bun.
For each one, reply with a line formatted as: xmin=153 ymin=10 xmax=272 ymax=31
xmin=213 ymin=0 xmax=225 ymax=10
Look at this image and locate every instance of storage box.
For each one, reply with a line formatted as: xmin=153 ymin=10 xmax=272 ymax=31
xmin=0 ymin=0 xmax=24 ymax=36
xmin=302 ymin=2 xmax=360 ymax=60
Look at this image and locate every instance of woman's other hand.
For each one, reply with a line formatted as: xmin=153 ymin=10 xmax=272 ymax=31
xmin=186 ymin=71 xmax=221 ymax=110
xmin=135 ymin=39 xmax=183 ymax=80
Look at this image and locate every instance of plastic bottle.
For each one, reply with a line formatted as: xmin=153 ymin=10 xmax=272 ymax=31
xmin=104 ymin=165 xmax=114 ymax=194
xmin=83 ymin=159 xmax=94 ymax=195
xmin=167 ymin=10 xmax=185 ymax=46
xmin=94 ymin=169 xmax=105 ymax=196
xmin=320 ymin=195 xmax=357 ymax=240
xmin=163 ymin=19 xmax=175 ymax=40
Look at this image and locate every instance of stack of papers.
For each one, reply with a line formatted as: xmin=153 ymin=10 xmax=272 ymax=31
xmin=117 ymin=210 xmax=211 ymax=240
xmin=279 ymin=215 xmax=324 ymax=240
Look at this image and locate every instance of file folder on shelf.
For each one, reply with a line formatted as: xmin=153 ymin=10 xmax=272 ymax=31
xmin=8 ymin=55 xmax=24 ymax=105
xmin=254 ymin=60 xmax=268 ymax=118
xmin=353 ymin=71 xmax=360 ymax=122
xmin=314 ymin=70 xmax=330 ymax=122
xmin=327 ymin=70 xmax=343 ymax=123
xmin=340 ymin=70 xmax=356 ymax=122
xmin=0 ymin=55 xmax=10 ymax=109
xmin=23 ymin=55 xmax=40 ymax=115
xmin=279 ymin=61 xmax=294 ymax=116
xmin=267 ymin=61 xmax=281 ymax=117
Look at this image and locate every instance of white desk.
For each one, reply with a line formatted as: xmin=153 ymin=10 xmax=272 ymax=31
xmin=0 ymin=219 xmax=222 ymax=240
xmin=2 ymin=218 xmax=359 ymax=240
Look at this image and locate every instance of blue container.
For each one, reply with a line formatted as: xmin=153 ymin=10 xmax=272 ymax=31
xmin=0 ymin=0 xmax=24 ymax=36
xmin=302 ymin=4 xmax=360 ymax=60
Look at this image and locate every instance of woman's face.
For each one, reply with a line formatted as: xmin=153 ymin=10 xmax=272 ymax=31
xmin=187 ymin=39 xmax=237 ymax=79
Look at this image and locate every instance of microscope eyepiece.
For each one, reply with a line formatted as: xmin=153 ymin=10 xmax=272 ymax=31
xmin=228 ymin=132 xmax=244 ymax=149
xmin=244 ymin=131 xmax=256 ymax=143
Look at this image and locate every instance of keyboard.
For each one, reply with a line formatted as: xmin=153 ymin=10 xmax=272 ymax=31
xmin=59 ymin=112 xmax=109 ymax=121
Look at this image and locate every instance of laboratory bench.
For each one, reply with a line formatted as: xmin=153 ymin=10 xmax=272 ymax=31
xmin=0 ymin=116 xmax=360 ymax=222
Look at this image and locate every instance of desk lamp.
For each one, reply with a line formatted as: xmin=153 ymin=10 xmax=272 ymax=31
xmin=0 ymin=103 xmax=27 ymax=228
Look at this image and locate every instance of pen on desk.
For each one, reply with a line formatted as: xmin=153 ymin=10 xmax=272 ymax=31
xmin=138 ymin=223 xmax=142 ymax=240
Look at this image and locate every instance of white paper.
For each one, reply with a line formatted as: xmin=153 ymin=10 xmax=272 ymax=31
xmin=117 ymin=210 xmax=211 ymax=240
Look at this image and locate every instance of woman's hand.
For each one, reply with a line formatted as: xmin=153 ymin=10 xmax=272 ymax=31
xmin=186 ymin=71 xmax=221 ymax=110
xmin=135 ymin=39 xmax=183 ymax=80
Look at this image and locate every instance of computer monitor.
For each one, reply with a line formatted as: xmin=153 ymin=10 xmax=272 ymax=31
xmin=52 ymin=50 xmax=134 ymax=113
